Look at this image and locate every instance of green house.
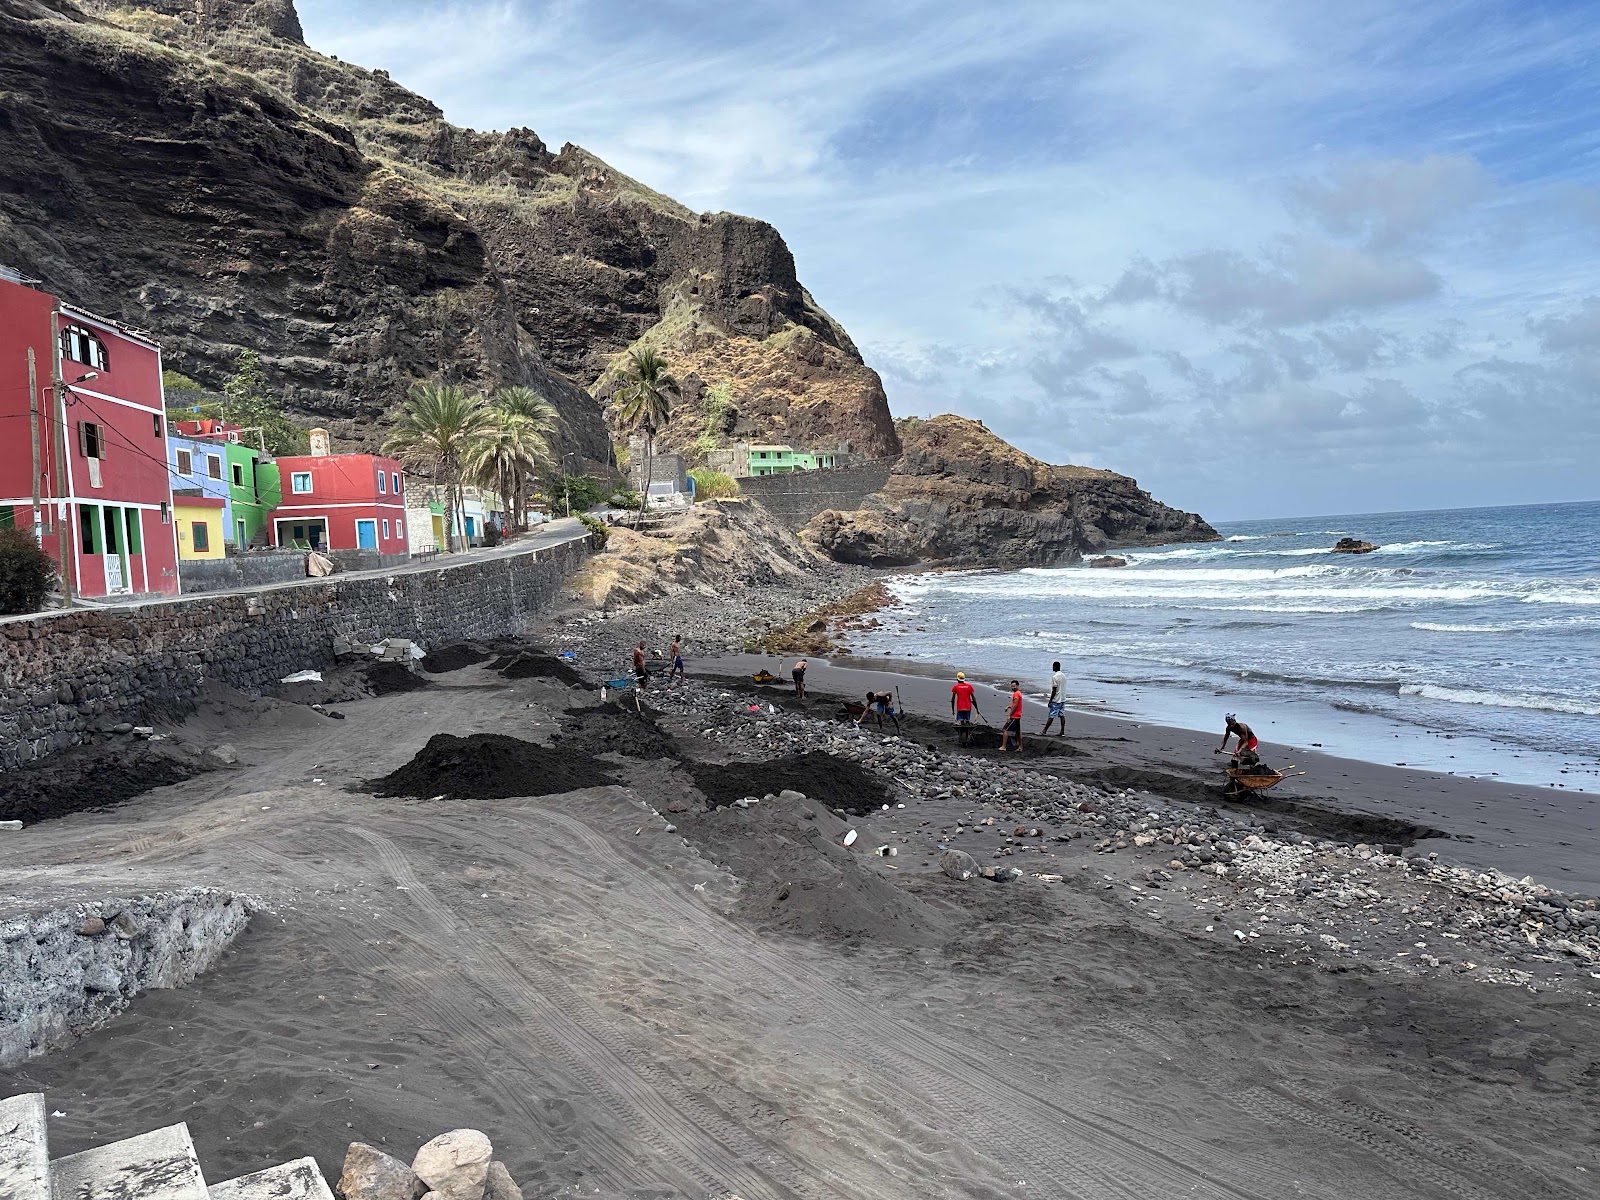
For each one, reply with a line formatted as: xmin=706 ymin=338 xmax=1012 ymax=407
xmin=746 ymin=445 xmax=838 ymax=476
xmin=224 ymin=442 xmax=280 ymax=547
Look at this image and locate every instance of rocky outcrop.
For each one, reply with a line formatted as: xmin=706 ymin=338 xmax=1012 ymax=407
xmin=1332 ymin=538 xmax=1378 ymax=554
xmin=565 ymin=499 xmax=823 ymax=611
xmin=803 ymin=416 xmax=1216 ymax=568
xmin=0 ymin=0 xmax=896 ymax=467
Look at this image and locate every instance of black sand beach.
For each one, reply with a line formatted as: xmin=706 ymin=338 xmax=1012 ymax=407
xmin=3 ymin=641 xmax=1595 ymax=1199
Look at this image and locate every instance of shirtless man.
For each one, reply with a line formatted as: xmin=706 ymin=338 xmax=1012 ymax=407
xmin=632 ymin=641 xmax=649 ymax=691
xmin=1214 ymin=713 xmax=1260 ymax=766
xmin=857 ymin=689 xmax=900 ymax=732
xmin=667 ymin=634 xmax=686 ymax=684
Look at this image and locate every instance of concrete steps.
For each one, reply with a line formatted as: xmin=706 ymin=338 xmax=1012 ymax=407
xmin=1 ymin=1095 xmax=333 ymax=1200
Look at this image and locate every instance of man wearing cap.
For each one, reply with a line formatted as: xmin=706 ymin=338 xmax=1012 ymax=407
xmin=1214 ymin=713 xmax=1261 ymax=767
xmin=950 ymin=671 xmax=980 ymax=731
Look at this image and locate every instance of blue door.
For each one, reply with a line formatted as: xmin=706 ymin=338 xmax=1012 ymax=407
xmin=355 ymin=519 xmax=378 ymax=550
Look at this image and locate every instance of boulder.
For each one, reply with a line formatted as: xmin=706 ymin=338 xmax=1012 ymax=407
xmin=1086 ymin=556 xmax=1127 ymax=568
xmin=483 ymin=1163 xmax=522 ymax=1200
xmin=337 ymin=1144 xmax=428 ymax=1200
xmin=1331 ymin=538 xmax=1378 ymax=554
xmin=412 ymin=1130 xmax=493 ymax=1200
xmin=939 ymin=848 xmax=980 ymax=881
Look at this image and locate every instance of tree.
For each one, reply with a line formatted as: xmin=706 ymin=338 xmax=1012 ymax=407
xmin=382 ymin=383 xmax=493 ymax=551
xmin=219 ymin=350 xmax=309 ymax=456
xmin=611 ymin=347 xmax=680 ymax=525
xmin=0 ymin=526 xmax=56 ymax=615
xmin=477 ymin=386 xmax=559 ymax=531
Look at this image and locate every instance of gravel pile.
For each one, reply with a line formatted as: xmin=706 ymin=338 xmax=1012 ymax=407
xmin=363 ymin=733 xmax=617 ymax=800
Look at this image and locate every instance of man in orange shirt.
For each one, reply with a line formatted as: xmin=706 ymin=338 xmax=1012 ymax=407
xmin=1000 ymin=679 xmax=1024 ymax=751
xmin=950 ymin=670 xmax=981 ymax=741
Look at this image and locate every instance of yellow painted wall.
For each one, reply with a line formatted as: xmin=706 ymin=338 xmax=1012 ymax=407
xmin=174 ymin=503 xmax=226 ymax=560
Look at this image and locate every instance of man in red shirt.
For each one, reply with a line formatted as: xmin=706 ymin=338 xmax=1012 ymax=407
xmin=950 ymin=670 xmax=981 ymax=737
xmin=1000 ymin=680 xmax=1024 ymax=751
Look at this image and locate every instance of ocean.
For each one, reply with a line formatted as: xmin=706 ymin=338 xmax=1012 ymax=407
xmin=858 ymin=499 xmax=1600 ymax=790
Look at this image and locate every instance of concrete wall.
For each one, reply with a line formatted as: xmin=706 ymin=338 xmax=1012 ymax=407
xmin=178 ymin=550 xmax=307 ymax=594
xmin=0 ymin=537 xmax=593 ymax=769
xmin=733 ymin=461 xmax=893 ymax=530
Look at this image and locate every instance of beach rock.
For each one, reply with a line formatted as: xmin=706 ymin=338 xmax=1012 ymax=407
xmin=940 ymin=849 xmax=980 ymax=881
xmin=76 ymin=916 xmax=107 ymax=937
xmin=338 ymin=1144 xmax=428 ymax=1200
xmin=483 ymin=1164 xmax=521 ymax=1200
xmin=207 ymin=743 xmax=239 ymax=765
xmin=1331 ymin=538 xmax=1378 ymax=554
xmin=1086 ymin=556 xmax=1128 ymax=568
xmin=412 ymin=1130 xmax=493 ymax=1200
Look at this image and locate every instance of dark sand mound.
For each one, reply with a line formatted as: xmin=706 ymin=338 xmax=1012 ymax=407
xmin=493 ymin=654 xmax=587 ymax=687
xmin=420 ymin=643 xmax=492 ymax=673
xmin=362 ymin=661 xmax=430 ymax=696
xmin=269 ymin=661 xmax=427 ymax=704
xmin=0 ymin=742 xmax=211 ymax=823
xmin=686 ymin=753 xmax=891 ymax=815
xmin=363 ymin=733 xmax=617 ymax=800
xmin=558 ymin=702 xmax=683 ymax=760
xmin=677 ymin=792 xmax=948 ymax=945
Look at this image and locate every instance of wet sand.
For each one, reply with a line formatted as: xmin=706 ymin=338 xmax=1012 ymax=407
xmin=708 ymin=652 xmax=1600 ymax=893
xmin=1 ymin=655 xmax=1596 ymax=1198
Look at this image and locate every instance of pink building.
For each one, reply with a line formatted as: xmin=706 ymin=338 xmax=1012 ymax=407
xmin=0 ymin=268 xmax=180 ymax=597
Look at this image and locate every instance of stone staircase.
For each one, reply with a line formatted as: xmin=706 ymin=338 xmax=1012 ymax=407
xmin=0 ymin=1093 xmax=334 ymax=1200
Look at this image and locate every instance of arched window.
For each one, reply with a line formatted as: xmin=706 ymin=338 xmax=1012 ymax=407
xmin=60 ymin=324 xmax=109 ymax=371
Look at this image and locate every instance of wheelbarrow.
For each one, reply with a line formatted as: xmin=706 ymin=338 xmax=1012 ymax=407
xmin=600 ymin=675 xmax=643 ymax=712
xmin=1223 ymin=764 xmax=1305 ymax=797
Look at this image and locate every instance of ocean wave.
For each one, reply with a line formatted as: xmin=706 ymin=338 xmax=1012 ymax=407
xmin=1412 ymin=614 xmax=1600 ymax=634
xmin=1524 ymin=589 xmax=1600 ymax=606
xmin=1410 ymin=621 xmax=1516 ymax=633
xmin=1224 ymin=534 xmax=1271 ymax=541
xmin=1399 ymin=683 xmax=1600 ymax=718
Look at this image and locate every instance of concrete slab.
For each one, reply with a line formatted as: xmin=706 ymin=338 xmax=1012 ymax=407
xmin=207 ymin=1160 xmax=333 ymax=1200
xmin=0 ymin=1093 xmax=49 ymax=1200
xmin=50 ymin=1125 xmax=207 ymax=1200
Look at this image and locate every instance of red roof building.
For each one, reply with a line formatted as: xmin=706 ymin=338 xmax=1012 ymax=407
xmin=0 ymin=269 xmax=180 ymax=598
xmin=270 ymin=430 xmax=409 ymax=556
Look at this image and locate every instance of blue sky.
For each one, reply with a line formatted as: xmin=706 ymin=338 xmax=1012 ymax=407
xmin=299 ymin=0 xmax=1600 ymax=520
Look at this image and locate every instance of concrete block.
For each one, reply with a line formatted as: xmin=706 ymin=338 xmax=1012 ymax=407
xmin=50 ymin=1124 xmax=207 ymax=1200
xmin=210 ymin=1158 xmax=334 ymax=1200
xmin=0 ymin=1092 xmax=50 ymax=1200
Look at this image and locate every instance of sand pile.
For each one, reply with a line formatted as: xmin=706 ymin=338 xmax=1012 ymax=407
xmin=363 ymin=733 xmax=617 ymax=800
xmin=362 ymin=662 xmax=430 ymax=695
xmin=419 ymin=643 xmax=492 ymax=673
xmin=558 ymin=702 xmax=683 ymax=760
xmin=493 ymin=654 xmax=586 ymax=687
xmin=686 ymin=753 xmax=891 ymax=815
xmin=0 ymin=742 xmax=211 ymax=824
xmin=676 ymin=792 xmax=948 ymax=945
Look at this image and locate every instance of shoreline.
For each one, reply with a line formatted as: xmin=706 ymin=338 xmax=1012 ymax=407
xmin=700 ymin=649 xmax=1600 ymax=892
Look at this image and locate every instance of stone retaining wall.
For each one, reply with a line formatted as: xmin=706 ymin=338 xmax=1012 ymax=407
xmin=178 ymin=550 xmax=307 ymax=594
xmin=735 ymin=462 xmax=893 ymax=530
xmin=0 ymin=537 xmax=592 ymax=769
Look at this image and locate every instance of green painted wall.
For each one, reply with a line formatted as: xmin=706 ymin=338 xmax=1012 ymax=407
xmin=223 ymin=443 xmax=280 ymax=546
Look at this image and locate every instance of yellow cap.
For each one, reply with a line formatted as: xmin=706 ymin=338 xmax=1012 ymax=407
xmin=956 ymin=671 xmax=966 ymax=679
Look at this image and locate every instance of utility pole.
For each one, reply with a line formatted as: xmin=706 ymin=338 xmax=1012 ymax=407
xmin=27 ymin=346 xmax=41 ymax=544
xmin=50 ymin=307 xmax=75 ymax=606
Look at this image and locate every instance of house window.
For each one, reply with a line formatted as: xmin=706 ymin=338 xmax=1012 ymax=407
xmin=77 ymin=421 xmax=105 ymax=459
xmin=60 ymin=324 xmax=109 ymax=371
xmin=176 ymin=448 xmax=192 ymax=475
xmin=382 ymin=518 xmax=391 ymax=538
xmin=160 ymin=501 xmax=170 ymax=524
xmin=152 ymin=414 xmax=163 ymax=438
xmin=291 ymin=471 xmax=312 ymax=494
xmin=192 ymin=521 xmax=210 ymax=553
xmin=378 ymin=472 xmax=387 ymax=494
xmin=206 ymin=455 xmax=222 ymax=480
xmin=392 ymin=472 xmax=401 ymax=494
xmin=78 ymin=505 xmax=97 ymax=552
xmin=231 ymin=462 xmax=244 ymax=487
xmin=397 ymin=519 xmax=405 ymax=539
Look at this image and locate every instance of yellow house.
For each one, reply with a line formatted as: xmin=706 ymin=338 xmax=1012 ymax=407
xmin=173 ymin=495 xmax=227 ymax=560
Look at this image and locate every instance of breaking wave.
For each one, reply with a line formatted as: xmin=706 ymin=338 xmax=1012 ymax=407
xmin=1399 ymin=683 xmax=1600 ymax=719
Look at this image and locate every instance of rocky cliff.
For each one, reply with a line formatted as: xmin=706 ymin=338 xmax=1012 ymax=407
xmin=0 ymin=0 xmax=896 ymax=464
xmin=803 ymin=416 xmax=1218 ymax=567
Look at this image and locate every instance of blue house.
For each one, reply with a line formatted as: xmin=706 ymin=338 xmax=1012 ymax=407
xmin=166 ymin=433 xmax=236 ymax=541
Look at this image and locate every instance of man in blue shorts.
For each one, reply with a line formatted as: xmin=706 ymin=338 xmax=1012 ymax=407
xmin=1040 ymin=660 xmax=1067 ymax=736
xmin=667 ymin=633 xmax=686 ymax=684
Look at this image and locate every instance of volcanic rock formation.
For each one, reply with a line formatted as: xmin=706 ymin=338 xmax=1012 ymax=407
xmin=803 ymin=416 xmax=1217 ymax=567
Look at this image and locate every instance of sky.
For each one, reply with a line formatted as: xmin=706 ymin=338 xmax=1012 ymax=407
xmin=298 ymin=0 xmax=1600 ymax=521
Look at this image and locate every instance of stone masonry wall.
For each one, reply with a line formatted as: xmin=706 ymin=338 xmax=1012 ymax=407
xmin=177 ymin=551 xmax=307 ymax=594
xmin=0 ymin=537 xmax=592 ymax=769
xmin=735 ymin=462 xmax=893 ymax=530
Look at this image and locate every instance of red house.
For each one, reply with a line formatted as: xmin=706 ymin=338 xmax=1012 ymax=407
xmin=270 ymin=429 xmax=409 ymax=557
xmin=0 ymin=268 xmax=180 ymax=598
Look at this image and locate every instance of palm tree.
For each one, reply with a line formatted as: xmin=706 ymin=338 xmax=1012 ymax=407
xmin=612 ymin=347 xmax=680 ymax=524
xmin=484 ymin=386 xmax=559 ymax=530
xmin=465 ymin=410 xmax=554 ymax=534
xmin=382 ymin=382 xmax=493 ymax=551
